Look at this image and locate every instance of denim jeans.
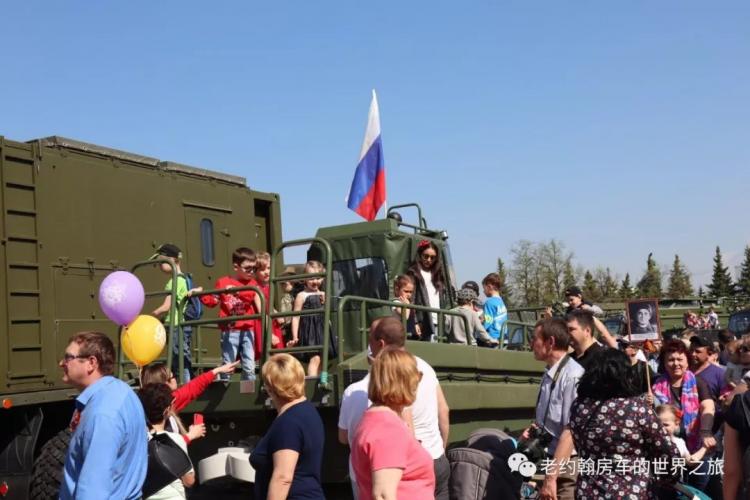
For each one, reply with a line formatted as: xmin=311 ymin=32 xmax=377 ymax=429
xmin=171 ymin=326 xmax=193 ymax=382
xmin=220 ymin=330 xmax=255 ymax=381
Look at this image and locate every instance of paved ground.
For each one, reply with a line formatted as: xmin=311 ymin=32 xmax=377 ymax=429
xmin=188 ymin=481 xmax=354 ymax=499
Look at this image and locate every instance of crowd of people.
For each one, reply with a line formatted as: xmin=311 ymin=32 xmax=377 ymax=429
xmin=55 ymin=241 xmax=750 ymax=499
xmin=684 ymin=307 xmax=721 ymax=330
xmin=524 ymin=287 xmax=750 ymax=500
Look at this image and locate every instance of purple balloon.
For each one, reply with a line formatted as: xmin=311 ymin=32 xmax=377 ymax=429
xmin=98 ymin=271 xmax=145 ymax=326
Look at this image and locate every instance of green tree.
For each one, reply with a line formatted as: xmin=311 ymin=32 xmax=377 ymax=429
xmin=563 ymin=258 xmax=577 ymax=291
xmin=666 ymin=254 xmax=693 ymax=299
xmin=582 ymin=270 xmax=602 ymax=302
xmin=619 ymin=273 xmax=634 ymax=299
xmin=707 ymin=246 xmax=733 ymax=298
xmin=596 ymin=267 xmax=619 ymax=300
xmin=496 ymin=257 xmax=513 ymax=306
xmin=636 ymin=253 xmax=662 ymax=298
xmin=736 ymin=246 xmax=750 ymax=296
xmin=510 ymin=240 xmax=538 ymax=306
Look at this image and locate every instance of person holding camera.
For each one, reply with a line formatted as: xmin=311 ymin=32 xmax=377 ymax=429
xmin=521 ymin=318 xmax=584 ymax=500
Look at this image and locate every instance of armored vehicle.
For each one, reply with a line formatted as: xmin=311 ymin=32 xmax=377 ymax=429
xmin=0 ymin=136 xmax=543 ymax=499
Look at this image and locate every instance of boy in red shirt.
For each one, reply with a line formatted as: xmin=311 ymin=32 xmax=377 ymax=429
xmin=201 ymin=247 xmax=261 ymax=381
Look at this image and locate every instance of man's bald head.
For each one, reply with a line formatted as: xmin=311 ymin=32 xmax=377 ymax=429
xmin=369 ymin=315 xmax=406 ymax=357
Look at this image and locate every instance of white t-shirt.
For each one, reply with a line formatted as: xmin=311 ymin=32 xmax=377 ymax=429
xmin=338 ymin=355 xmax=445 ymax=469
xmin=412 ymin=356 xmax=444 ymax=460
xmin=420 ymin=269 xmax=440 ymax=325
xmin=148 ymin=430 xmax=193 ymax=500
xmin=339 ymin=375 xmax=371 ymax=448
xmin=338 ymin=375 xmax=371 ymax=486
xmin=671 ymin=435 xmax=690 ymax=460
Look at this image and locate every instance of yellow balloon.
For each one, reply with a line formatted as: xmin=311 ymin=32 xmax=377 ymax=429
xmin=121 ymin=315 xmax=166 ymax=366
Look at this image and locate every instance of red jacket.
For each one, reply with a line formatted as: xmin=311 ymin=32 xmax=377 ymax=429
xmin=200 ymin=276 xmax=257 ymax=331
xmin=172 ymin=370 xmax=214 ymax=413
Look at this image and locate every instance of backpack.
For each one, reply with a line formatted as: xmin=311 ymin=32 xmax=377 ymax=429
xmin=180 ymin=273 xmax=203 ymax=321
xmin=447 ymin=428 xmax=522 ymax=500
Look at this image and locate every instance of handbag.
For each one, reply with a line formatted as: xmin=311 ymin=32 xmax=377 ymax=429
xmin=142 ymin=432 xmax=193 ymax=498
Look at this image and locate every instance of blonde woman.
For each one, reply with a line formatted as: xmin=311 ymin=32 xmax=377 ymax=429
xmin=351 ymin=347 xmax=435 ymax=500
xmin=250 ymin=354 xmax=324 ymax=500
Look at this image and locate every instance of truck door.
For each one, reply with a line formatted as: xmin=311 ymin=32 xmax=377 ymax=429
xmin=184 ymin=208 xmax=230 ymax=364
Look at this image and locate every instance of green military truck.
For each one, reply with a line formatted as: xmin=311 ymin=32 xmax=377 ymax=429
xmin=0 ymin=135 xmax=543 ymax=499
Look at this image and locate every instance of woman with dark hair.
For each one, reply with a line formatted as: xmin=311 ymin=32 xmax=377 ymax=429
xmin=569 ymin=349 xmax=679 ymax=498
xmin=651 ymin=338 xmax=716 ymax=492
xmin=406 ymin=239 xmax=448 ymax=342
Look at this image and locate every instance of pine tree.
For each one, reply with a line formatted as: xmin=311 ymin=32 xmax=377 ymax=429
xmin=619 ymin=273 xmax=634 ymax=299
xmin=600 ymin=268 xmax=619 ymax=300
xmin=582 ymin=271 xmax=602 ymax=302
xmin=666 ymin=254 xmax=693 ymax=299
xmin=636 ymin=253 xmax=662 ymax=298
xmin=563 ymin=258 xmax=577 ymax=292
xmin=497 ymin=257 xmax=513 ymax=306
xmin=737 ymin=246 xmax=750 ymax=296
xmin=707 ymin=246 xmax=733 ymax=298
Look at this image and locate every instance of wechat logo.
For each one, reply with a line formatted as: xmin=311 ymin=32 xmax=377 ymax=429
xmin=508 ymin=452 xmax=537 ymax=478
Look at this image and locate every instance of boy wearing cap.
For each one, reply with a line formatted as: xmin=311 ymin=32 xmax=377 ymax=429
xmin=152 ymin=243 xmax=203 ymax=382
xmin=564 ymin=286 xmax=604 ymax=316
xmin=447 ymin=288 xmax=498 ymax=346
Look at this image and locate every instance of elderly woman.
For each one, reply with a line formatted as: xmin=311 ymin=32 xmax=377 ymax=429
xmin=406 ymin=239 xmax=448 ymax=342
xmin=652 ymin=338 xmax=716 ymax=492
xmin=569 ymin=348 xmax=679 ymax=498
xmin=351 ymin=347 xmax=435 ymax=500
xmin=250 ymin=354 xmax=324 ymax=500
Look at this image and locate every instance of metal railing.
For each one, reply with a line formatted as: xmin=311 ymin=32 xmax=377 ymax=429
xmin=120 ymin=258 xmax=266 ymax=384
xmin=268 ymin=237 xmax=333 ymax=389
xmin=335 ymin=296 xmax=480 ymax=358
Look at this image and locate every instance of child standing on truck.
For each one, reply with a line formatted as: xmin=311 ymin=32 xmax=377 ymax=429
xmin=151 ymin=243 xmax=202 ymax=382
xmin=392 ymin=274 xmax=419 ymax=339
xmin=201 ymin=247 xmax=262 ymax=381
xmin=289 ymin=260 xmax=335 ymax=376
xmin=481 ymin=273 xmax=508 ymax=347
xmin=278 ymin=266 xmax=296 ymax=343
xmin=252 ymin=252 xmax=285 ymax=356
xmin=447 ymin=288 xmax=498 ymax=346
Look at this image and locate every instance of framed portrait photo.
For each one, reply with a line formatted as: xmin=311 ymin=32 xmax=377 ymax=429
xmin=626 ymin=298 xmax=661 ymax=342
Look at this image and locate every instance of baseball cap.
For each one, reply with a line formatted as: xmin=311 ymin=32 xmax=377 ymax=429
xmin=456 ymin=288 xmax=478 ymax=302
xmin=280 ymin=265 xmax=297 ymax=276
xmin=155 ymin=243 xmax=182 ymax=259
xmin=689 ymin=336 xmax=712 ymax=349
xmin=461 ymin=281 xmax=480 ymax=296
xmin=564 ymin=286 xmax=582 ymax=297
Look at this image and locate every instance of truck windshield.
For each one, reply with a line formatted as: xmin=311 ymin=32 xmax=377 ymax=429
xmin=332 ymin=258 xmax=389 ymax=301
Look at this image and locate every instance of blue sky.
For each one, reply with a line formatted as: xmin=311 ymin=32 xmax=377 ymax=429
xmin=2 ymin=1 xmax=749 ymax=289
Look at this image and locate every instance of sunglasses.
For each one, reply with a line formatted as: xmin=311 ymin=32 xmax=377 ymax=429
xmin=739 ymin=346 xmax=750 ymax=354
xmin=62 ymin=352 xmax=89 ymax=363
xmin=421 ymin=254 xmax=437 ymax=261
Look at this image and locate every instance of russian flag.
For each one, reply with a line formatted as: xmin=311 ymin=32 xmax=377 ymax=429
xmin=347 ymin=90 xmax=386 ymax=221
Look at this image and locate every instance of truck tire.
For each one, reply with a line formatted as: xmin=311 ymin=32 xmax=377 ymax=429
xmin=29 ymin=428 xmax=71 ymax=500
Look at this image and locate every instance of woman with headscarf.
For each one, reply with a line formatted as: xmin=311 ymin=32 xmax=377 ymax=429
xmin=651 ymin=338 xmax=717 ymax=492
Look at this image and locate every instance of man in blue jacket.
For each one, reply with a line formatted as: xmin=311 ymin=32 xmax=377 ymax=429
xmin=59 ymin=331 xmax=147 ymax=499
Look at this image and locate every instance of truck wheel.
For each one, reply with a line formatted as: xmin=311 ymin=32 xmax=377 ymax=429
xmin=29 ymin=428 xmax=71 ymax=500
